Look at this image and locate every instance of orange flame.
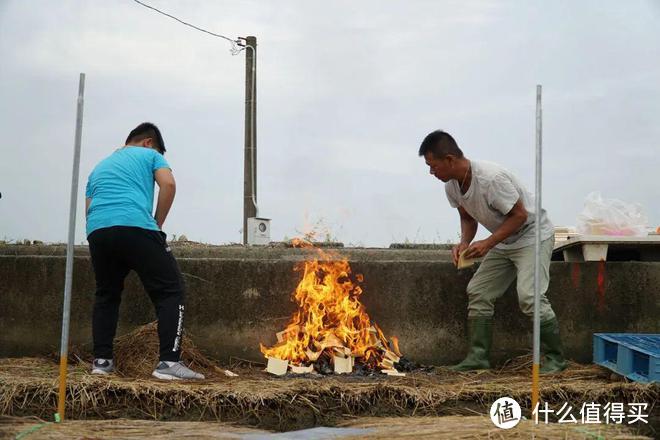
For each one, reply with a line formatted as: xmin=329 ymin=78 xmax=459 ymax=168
xmin=260 ymin=239 xmax=399 ymax=369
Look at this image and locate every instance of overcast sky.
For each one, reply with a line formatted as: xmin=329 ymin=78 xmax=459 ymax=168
xmin=1 ymin=0 xmax=659 ymax=246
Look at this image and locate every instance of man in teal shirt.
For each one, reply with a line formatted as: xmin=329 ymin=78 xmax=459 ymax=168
xmin=86 ymin=122 xmax=203 ymax=380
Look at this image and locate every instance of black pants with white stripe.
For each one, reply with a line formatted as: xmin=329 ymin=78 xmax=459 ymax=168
xmin=88 ymin=226 xmax=185 ymax=362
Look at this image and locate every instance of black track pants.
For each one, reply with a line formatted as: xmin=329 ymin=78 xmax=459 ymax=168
xmin=88 ymin=226 xmax=185 ymax=362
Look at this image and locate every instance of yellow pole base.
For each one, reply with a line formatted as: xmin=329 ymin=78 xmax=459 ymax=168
xmin=57 ymin=355 xmax=68 ymax=420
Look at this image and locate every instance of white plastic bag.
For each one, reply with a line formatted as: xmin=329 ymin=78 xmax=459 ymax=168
xmin=576 ymin=192 xmax=648 ymax=237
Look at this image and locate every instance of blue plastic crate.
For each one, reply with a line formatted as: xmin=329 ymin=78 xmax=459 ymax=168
xmin=593 ymin=333 xmax=660 ymax=383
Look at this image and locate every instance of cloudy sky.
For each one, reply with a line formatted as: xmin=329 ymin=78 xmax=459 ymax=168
xmin=1 ymin=0 xmax=659 ymax=246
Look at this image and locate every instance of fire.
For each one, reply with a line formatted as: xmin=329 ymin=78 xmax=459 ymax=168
xmin=260 ymin=239 xmax=401 ymax=372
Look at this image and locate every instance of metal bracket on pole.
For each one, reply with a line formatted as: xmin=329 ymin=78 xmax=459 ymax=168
xmin=532 ymin=84 xmax=543 ymax=412
xmin=57 ymin=72 xmax=86 ymax=421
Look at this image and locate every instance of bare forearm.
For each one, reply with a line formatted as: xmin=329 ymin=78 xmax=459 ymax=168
xmin=464 ymin=200 xmax=529 ymax=259
xmin=460 ymin=218 xmax=478 ymax=245
xmin=154 ymin=184 xmax=175 ymax=229
xmin=486 ymin=214 xmax=526 ymax=247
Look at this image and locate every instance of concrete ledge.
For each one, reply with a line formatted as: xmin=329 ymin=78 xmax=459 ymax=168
xmin=0 ymin=243 xmax=454 ymax=261
xmin=1 ymin=245 xmax=658 ymax=364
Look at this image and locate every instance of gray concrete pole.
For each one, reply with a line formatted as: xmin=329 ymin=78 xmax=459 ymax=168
xmin=58 ymin=72 xmax=85 ymax=420
xmin=243 ymin=36 xmax=257 ymax=244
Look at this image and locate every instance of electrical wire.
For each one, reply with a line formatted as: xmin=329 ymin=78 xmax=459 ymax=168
xmin=132 ymin=0 xmax=244 ymax=54
xmin=131 ymin=0 xmax=258 ymax=218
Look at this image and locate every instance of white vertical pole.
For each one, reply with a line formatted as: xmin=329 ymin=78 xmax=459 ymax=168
xmin=532 ymin=84 xmax=542 ymax=411
xmin=57 ymin=72 xmax=85 ymax=421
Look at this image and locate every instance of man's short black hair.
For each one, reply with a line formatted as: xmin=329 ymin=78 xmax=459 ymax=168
xmin=418 ymin=130 xmax=463 ymax=159
xmin=125 ymin=122 xmax=166 ymax=154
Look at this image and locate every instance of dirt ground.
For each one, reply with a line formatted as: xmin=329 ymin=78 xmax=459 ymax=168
xmin=0 ymin=415 xmax=653 ymax=439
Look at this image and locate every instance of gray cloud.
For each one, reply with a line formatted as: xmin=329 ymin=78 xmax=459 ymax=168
xmin=1 ymin=0 xmax=659 ymax=245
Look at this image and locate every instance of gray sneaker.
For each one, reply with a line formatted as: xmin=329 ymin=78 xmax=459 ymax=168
xmin=152 ymin=361 xmax=205 ymax=380
xmin=91 ymin=358 xmax=114 ymax=375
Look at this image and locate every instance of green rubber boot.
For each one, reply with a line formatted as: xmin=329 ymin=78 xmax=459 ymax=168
xmin=540 ymin=317 xmax=568 ymax=374
xmin=449 ymin=317 xmax=493 ymax=371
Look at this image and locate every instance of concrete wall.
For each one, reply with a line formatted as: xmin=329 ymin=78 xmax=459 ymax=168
xmin=1 ymin=245 xmax=658 ymax=364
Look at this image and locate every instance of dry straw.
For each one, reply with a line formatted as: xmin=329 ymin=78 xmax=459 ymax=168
xmin=0 ymin=323 xmax=657 ymax=433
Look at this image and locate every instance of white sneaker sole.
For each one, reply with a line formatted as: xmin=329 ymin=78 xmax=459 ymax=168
xmin=152 ymin=370 xmax=183 ymax=380
xmin=152 ymin=370 xmax=204 ymax=380
xmin=91 ymin=369 xmax=113 ymax=375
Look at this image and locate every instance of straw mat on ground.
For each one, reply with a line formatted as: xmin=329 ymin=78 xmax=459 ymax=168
xmin=1 ymin=323 xmax=657 ymax=432
xmin=1 ymin=356 xmax=657 ymax=431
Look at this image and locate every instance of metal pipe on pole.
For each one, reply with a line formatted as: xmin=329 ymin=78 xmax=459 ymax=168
xmin=531 ymin=84 xmax=543 ymax=412
xmin=57 ymin=72 xmax=86 ymax=421
xmin=243 ymin=36 xmax=257 ymax=244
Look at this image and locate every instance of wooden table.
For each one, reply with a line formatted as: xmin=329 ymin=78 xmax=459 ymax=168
xmin=553 ymin=235 xmax=660 ymax=262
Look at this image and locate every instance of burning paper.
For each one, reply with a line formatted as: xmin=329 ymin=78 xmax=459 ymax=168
xmin=266 ymin=357 xmax=289 ymax=376
xmin=261 ymin=239 xmax=403 ymax=375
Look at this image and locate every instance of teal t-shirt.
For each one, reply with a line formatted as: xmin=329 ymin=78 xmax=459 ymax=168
xmin=85 ymin=147 xmax=170 ymax=236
